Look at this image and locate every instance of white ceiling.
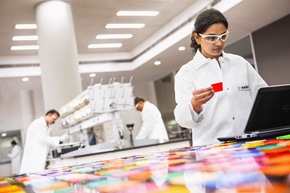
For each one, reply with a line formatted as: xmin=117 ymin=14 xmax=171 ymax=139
xmin=0 ymin=0 xmax=290 ymax=91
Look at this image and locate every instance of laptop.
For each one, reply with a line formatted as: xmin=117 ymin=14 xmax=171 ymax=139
xmin=217 ymin=84 xmax=290 ymax=142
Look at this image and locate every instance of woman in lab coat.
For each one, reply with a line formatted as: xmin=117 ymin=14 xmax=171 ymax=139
xmin=19 ymin=109 xmax=68 ymax=174
xmin=7 ymin=140 xmax=22 ymax=175
xmin=134 ymin=97 xmax=169 ymax=143
xmin=174 ymin=9 xmax=267 ymax=146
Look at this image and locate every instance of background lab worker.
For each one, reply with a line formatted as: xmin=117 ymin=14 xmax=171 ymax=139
xmin=20 ymin=109 xmax=69 ymax=174
xmin=7 ymin=140 xmax=22 ymax=175
xmin=134 ymin=97 xmax=169 ymax=143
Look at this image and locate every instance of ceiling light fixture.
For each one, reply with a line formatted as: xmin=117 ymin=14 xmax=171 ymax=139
xmin=105 ymin=24 xmax=145 ymax=29
xmin=178 ymin=46 xmax=186 ymax=51
xmin=88 ymin=43 xmax=122 ymax=49
xmin=22 ymin=77 xmax=29 ymax=82
xmin=12 ymin=36 xmax=38 ymax=41
xmin=116 ymin=11 xmax=159 ymax=16
xmin=15 ymin=24 xmax=37 ymax=29
xmin=96 ymin=34 xmax=133 ymax=39
xmin=89 ymin=73 xmax=96 ymax=77
xmin=154 ymin=60 xmax=161 ymax=65
xmin=1 ymin=133 xmax=7 ymax=137
xmin=10 ymin=45 xmax=39 ymax=50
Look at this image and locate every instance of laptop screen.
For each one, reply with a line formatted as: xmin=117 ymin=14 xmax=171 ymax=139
xmin=244 ymin=84 xmax=290 ymax=133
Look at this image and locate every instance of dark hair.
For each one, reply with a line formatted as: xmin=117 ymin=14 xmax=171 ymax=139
xmin=11 ymin=140 xmax=17 ymax=145
xmin=45 ymin=109 xmax=60 ymax=117
xmin=191 ymin=9 xmax=228 ymax=52
xmin=134 ymin=97 xmax=145 ymax=105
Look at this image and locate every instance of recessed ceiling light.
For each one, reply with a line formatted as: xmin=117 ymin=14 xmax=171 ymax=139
xmin=11 ymin=45 xmax=39 ymax=50
xmin=105 ymin=24 xmax=145 ymax=29
xmin=96 ymin=34 xmax=133 ymax=39
xmin=12 ymin=36 xmax=38 ymax=41
xmin=154 ymin=60 xmax=161 ymax=65
xmin=116 ymin=11 xmax=159 ymax=16
xmin=22 ymin=77 xmax=29 ymax=82
xmin=1 ymin=133 xmax=6 ymax=137
xmin=89 ymin=73 xmax=96 ymax=77
xmin=178 ymin=46 xmax=186 ymax=51
xmin=15 ymin=24 xmax=37 ymax=29
xmin=88 ymin=43 xmax=122 ymax=48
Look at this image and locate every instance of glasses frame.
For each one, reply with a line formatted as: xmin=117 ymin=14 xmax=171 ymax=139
xmin=51 ymin=114 xmax=57 ymax=121
xmin=198 ymin=31 xmax=229 ymax=44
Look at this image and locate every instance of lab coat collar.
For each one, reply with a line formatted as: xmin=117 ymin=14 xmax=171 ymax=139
xmin=192 ymin=49 xmax=224 ymax=70
xmin=40 ymin=116 xmax=49 ymax=129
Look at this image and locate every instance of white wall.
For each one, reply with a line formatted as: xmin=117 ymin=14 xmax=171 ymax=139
xmin=253 ymin=14 xmax=290 ymax=85
xmin=0 ymin=88 xmax=44 ymax=133
xmin=132 ymin=81 xmax=157 ymax=105
xmin=0 ymin=82 xmax=23 ymax=131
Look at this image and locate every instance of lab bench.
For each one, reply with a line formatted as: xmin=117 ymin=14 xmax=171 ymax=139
xmin=47 ymin=138 xmax=190 ymax=169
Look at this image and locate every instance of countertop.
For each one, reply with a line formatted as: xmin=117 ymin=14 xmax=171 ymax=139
xmin=0 ymin=159 xmax=11 ymax=165
xmin=56 ymin=138 xmax=190 ymax=159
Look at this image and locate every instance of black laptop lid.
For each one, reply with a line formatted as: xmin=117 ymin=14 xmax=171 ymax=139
xmin=244 ymin=84 xmax=290 ymax=133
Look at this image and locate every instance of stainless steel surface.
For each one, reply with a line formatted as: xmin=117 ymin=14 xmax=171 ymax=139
xmin=61 ymin=139 xmax=159 ymax=158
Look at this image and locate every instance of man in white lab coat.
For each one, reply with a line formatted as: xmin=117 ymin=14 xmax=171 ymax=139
xmin=7 ymin=140 xmax=22 ymax=175
xmin=134 ymin=97 xmax=169 ymax=143
xmin=19 ymin=109 xmax=68 ymax=174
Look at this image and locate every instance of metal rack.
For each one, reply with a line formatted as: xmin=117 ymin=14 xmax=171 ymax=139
xmin=58 ymin=77 xmax=134 ymax=145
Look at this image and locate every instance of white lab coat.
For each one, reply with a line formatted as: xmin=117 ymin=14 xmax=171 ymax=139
xmin=20 ymin=116 xmax=60 ymax=174
xmin=174 ymin=50 xmax=268 ymax=146
xmin=135 ymin=101 xmax=169 ymax=143
xmin=7 ymin=145 xmax=22 ymax=175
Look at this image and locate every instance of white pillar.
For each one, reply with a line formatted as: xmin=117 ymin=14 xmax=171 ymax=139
xmin=35 ymin=0 xmax=82 ymax=111
xmin=20 ymin=90 xmax=35 ymax=146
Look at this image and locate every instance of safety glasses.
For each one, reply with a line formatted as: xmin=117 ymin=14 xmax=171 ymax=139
xmin=51 ymin=114 xmax=58 ymax=121
xmin=135 ymin=102 xmax=140 ymax=109
xmin=199 ymin=31 xmax=229 ymax=44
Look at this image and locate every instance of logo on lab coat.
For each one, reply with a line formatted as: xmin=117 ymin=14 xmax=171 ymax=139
xmin=237 ymin=85 xmax=250 ymax=91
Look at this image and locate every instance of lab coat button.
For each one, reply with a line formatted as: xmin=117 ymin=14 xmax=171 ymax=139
xmin=232 ymin=117 xmax=235 ymax=120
